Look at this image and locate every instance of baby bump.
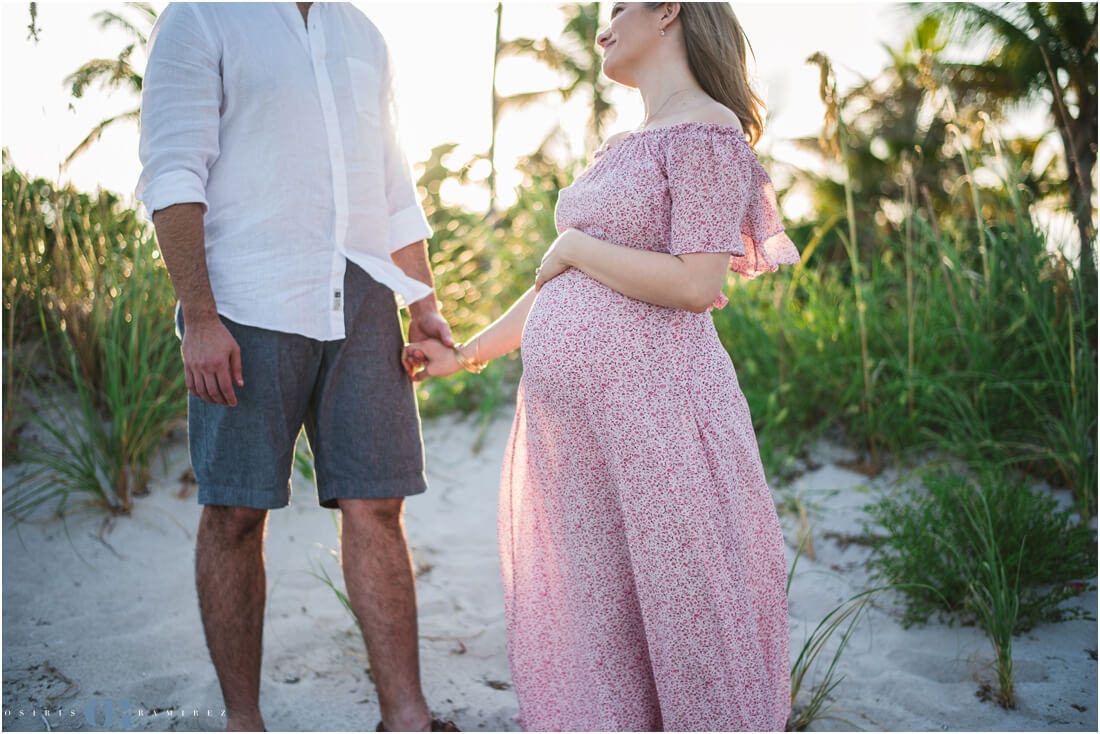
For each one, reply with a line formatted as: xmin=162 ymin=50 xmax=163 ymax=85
xmin=519 ymin=269 xmax=713 ymax=401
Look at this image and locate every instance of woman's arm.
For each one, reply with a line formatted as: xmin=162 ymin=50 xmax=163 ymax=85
xmin=537 ymin=228 xmax=730 ymax=313
xmin=467 ymin=284 xmax=538 ymax=362
xmin=406 ymin=285 xmax=538 ymax=379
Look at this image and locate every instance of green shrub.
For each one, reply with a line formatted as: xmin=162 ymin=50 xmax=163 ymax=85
xmin=862 ymin=468 xmax=1096 ymax=633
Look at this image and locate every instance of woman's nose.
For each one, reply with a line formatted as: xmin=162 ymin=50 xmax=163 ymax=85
xmin=596 ymin=27 xmax=611 ymax=47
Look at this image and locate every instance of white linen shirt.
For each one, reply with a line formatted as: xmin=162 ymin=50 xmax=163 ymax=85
xmin=135 ymin=2 xmax=434 ymax=340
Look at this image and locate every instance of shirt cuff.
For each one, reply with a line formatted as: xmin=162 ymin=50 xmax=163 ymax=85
xmin=387 ymin=204 xmax=433 ymax=253
xmin=137 ymin=169 xmax=209 ymax=221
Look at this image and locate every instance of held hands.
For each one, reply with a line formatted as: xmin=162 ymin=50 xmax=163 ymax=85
xmin=401 ymin=307 xmax=455 ymax=378
xmin=401 ymin=306 xmax=462 ymax=382
xmin=403 ymin=338 xmax=463 ymax=382
xmin=404 ymin=230 xmax=580 ymax=382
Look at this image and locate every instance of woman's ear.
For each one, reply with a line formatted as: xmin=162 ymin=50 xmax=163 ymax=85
xmin=660 ymin=2 xmax=682 ymax=29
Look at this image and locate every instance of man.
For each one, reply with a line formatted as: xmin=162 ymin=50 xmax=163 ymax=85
xmin=136 ymin=3 xmax=457 ymax=731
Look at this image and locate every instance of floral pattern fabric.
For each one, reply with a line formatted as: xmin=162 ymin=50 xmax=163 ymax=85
xmin=499 ymin=122 xmax=798 ymax=731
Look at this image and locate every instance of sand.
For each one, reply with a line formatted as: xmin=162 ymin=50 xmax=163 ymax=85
xmin=3 ymin=409 xmax=1097 ymax=732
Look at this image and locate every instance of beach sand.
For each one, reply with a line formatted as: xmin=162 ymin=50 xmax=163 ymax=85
xmin=3 ymin=410 xmax=1097 ymax=732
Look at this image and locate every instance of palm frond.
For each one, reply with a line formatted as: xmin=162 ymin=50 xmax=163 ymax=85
xmin=61 ymin=109 xmax=141 ymax=171
xmin=92 ymin=10 xmax=148 ymax=45
xmin=127 ymin=2 xmax=157 ymax=23
xmin=498 ymin=37 xmax=571 ymax=69
xmin=27 ymin=2 xmax=41 ymax=42
xmin=910 ymin=2 xmax=1035 ymax=52
xmin=496 ymin=89 xmax=561 ymax=114
xmin=64 ymin=50 xmax=140 ymax=99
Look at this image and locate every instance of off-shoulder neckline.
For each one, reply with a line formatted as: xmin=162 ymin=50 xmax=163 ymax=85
xmin=597 ymin=121 xmax=751 ymax=156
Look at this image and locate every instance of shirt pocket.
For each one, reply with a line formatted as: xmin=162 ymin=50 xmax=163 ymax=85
xmin=346 ymin=57 xmax=381 ymax=127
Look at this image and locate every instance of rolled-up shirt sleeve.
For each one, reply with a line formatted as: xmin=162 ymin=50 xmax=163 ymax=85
xmin=135 ymin=3 xmax=222 ymax=219
xmin=376 ymin=36 xmax=433 ymax=253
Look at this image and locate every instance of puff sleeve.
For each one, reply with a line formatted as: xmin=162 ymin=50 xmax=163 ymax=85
xmin=665 ymin=127 xmax=800 ymax=308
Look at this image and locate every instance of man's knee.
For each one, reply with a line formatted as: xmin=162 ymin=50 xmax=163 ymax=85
xmin=199 ymin=504 xmax=268 ymax=544
xmin=337 ymin=497 xmax=405 ymax=528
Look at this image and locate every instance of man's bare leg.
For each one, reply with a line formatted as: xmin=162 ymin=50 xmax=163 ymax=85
xmin=338 ymin=497 xmax=432 ymax=732
xmin=196 ymin=504 xmax=269 ymax=732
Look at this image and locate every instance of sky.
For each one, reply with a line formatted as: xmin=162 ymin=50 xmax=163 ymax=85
xmin=0 ymin=0 xmax=1061 ymax=226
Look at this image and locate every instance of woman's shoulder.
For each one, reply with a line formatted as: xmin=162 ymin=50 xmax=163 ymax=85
xmin=593 ymin=104 xmax=749 ymax=161
xmin=650 ymin=99 xmax=744 ymax=136
xmin=647 ymin=104 xmax=749 ymax=156
xmin=678 ymin=102 xmax=744 ymax=134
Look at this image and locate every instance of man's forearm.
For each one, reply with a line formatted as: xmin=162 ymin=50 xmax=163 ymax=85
xmin=391 ymin=239 xmax=440 ymax=316
xmin=152 ymin=202 xmax=218 ymax=322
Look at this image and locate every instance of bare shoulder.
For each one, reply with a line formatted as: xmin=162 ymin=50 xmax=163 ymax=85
xmin=688 ymin=101 xmax=744 ymax=133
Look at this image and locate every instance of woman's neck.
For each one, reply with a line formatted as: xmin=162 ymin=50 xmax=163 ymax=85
xmin=634 ymin=52 xmax=708 ymax=127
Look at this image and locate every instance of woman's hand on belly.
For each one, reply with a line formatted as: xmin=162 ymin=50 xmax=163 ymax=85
xmin=535 ymin=228 xmax=584 ymax=292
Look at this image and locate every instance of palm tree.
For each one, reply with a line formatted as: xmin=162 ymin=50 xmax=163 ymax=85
xmin=493 ymin=3 xmax=615 ymax=163
xmin=60 ymin=2 xmax=157 ymax=171
xmin=488 ymin=2 xmax=504 ymax=211
xmin=795 ymin=17 xmax=1059 ymax=267
xmin=911 ymin=2 xmax=1097 ymax=296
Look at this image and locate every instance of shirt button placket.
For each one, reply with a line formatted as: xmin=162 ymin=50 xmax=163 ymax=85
xmin=309 ymin=11 xmax=349 ymax=338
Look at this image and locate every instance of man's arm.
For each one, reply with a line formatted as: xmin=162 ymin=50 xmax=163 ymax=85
xmin=391 ymin=239 xmax=454 ymax=356
xmin=370 ymin=30 xmax=454 ymax=358
xmin=153 ymin=203 xmax=217 ymax=322
xmin=153 ymin=203 xmax=243 ymax=407
xmin=137 ymin=5 xmax=240 ymax=406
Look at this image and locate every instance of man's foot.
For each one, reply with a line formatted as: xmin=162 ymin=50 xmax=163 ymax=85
xmin=376 ymin=717 xmax=460 ymax=732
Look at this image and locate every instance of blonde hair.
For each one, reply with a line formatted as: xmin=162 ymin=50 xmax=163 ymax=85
xmin=646 ymin=2 xmax=766 ymax=147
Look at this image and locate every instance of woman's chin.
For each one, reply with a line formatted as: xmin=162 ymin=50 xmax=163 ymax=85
xmin=600 ymin=61 xmax=633 ymax=87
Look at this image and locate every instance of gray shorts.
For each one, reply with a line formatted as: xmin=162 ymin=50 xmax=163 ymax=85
xmin=176 ymin=262 xmax=427 ymax=510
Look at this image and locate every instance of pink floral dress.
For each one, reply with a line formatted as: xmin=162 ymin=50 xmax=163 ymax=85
xmin=498 ymin=121 xmax=800 ymax=731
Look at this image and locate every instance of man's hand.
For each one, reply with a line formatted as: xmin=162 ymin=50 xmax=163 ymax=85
xmin=408 ymin=310 xmax=454 ymax=347
xmin=390 ymin=239 xmax=453 ymax=377
xmin=182 ymin=314 xmax=244 ymax=406
xmin=403 ymin=308 xmax=454 ymax=378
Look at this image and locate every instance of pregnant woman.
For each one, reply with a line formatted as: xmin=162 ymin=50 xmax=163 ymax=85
xmin=406 ymin=2 xmax=799 ymax=730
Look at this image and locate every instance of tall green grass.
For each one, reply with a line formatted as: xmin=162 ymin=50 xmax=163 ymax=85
xmin=3 ymin=156 xmax=185 ymax=516
xmin=957 ymin=487 xmax=1023 ymax=709
xmin=356 ymin=128 xmax=1100 ymax=523
xmin=785 ymin=529 xmax=917 ymax=731
xmin=715 ymin=142 xmax=1097 ymax=515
